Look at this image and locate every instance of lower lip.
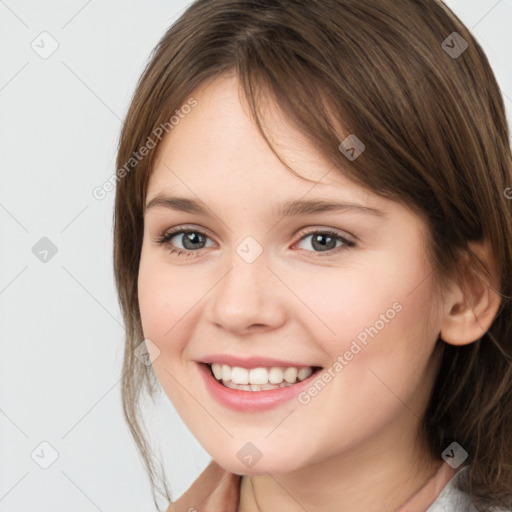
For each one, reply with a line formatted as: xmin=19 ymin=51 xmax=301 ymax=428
xmin=197 ymin=362 xmax=321 ymax=412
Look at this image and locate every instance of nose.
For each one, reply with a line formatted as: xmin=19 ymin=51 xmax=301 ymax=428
xmin=207 ymin=249 xmax=288 ymax=335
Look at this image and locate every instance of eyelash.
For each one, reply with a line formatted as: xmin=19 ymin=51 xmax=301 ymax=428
xmin=154 ymin=226 xmax=356 ymax=258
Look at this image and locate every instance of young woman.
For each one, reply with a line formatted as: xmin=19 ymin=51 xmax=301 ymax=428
xmin=113 ymin=1 xmax=512 ymax=510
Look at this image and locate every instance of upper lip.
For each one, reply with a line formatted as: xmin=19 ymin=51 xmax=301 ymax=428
xmin=198 ymin=354 xmax=321 ymax=369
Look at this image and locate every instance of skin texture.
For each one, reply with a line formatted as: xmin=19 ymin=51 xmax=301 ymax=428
xmin=137 ymin=73 xmax=500 ymax=512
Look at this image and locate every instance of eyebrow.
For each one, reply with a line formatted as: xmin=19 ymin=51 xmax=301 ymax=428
xmin=144 ymin=194 xmax=386 ymax=218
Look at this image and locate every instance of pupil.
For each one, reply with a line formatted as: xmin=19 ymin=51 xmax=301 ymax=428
xmin=313 ymin=234 xmax=335 ymax=251
xmin=183 ymin=232 xmax=204 ymax=250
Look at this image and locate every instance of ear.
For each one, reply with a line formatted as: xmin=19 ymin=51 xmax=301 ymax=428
xmin=439 ymin=238 xmax=501 ymax=346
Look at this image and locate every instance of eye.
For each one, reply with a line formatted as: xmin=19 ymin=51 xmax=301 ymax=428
xmin=154 ymin=226 xmax=356 ymax=258
xmin=293 ymin=229 xmax=355 ymax=257
xmin=154 ymin=228 xmax=214 ymax=257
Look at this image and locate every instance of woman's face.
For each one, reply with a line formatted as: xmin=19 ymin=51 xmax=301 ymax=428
xmin=138 ymin=73 xmax=444 ymax=475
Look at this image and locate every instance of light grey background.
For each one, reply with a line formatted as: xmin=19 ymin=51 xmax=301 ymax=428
xmin=1 ymin=1 xmax=511 ymax=511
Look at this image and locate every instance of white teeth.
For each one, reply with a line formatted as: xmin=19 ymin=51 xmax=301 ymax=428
xmin=224 ymin=381 xmax=294 ymax=391
xmin=231 ymin=367 xmax=249 ymax=385
xmin=212 ymin=363 xmax=222 ymax=380
xmin=221 ymin=364 xmax=231 ymax=382
xmin=268 ymin=367 xmax=284 ymax=384
xmin=283 ymin=367 xmax=298 ymax=383
xmin=249 ymin=367 xmax=268 ymax=385
xmin=298 ymin=367 xmax=313 ymax=380
xmin=208 ymin=363 xmax=316 ymax=388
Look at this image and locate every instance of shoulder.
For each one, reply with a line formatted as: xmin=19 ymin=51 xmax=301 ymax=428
xmin=166 ymin=459 xmax=241 ymax=512
xmin=426 ymin=466 xmax=512 ymax=512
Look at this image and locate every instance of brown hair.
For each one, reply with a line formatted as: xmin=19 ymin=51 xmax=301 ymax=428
xmin=113 ymin=0 xmax=512 ymax=509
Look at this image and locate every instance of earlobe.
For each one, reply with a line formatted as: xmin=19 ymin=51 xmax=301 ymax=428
xmin=439 ymin=239 xmax=501 ymax=347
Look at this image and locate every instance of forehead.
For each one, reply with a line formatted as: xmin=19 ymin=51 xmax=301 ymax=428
xmin=147 ymin=74 xmax=388 ymax=213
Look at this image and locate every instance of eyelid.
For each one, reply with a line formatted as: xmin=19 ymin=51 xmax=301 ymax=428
xmin=154 ymin=224 xmax=356 ymax=256
xmin=152 ymin=225 xmax=213 ymax=248
xmin=293 ymin=225 xmax=356 ymax=245
xmin=151 ymin=223 xmax=213 ymax=242
xmin=154 ymin=223 xmax=355 ymax=242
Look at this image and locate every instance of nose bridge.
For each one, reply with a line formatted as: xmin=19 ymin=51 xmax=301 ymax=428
xmin=208 ymin=237 xmax=286 ymax=332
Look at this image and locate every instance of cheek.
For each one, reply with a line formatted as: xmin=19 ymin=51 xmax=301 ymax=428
xmin=292 ymin=250 xmax=438 ymax=386
xmin=137 ymin=250 xmax=200 ymax=348
xmin=285 ymin=259 xmax=412 ymax=348
xmin=137 ymin=253 xmax=204 ymax=407
xmin=323 ymin=281 xmax=438 ymax=425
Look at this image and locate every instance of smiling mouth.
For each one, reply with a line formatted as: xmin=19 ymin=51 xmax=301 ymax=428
xmin=205 ymin=363 xmax=323 ymax=392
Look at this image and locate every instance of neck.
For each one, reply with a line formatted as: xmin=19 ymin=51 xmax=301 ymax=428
xmin=238 ymin=417 xmax=442 ymax=512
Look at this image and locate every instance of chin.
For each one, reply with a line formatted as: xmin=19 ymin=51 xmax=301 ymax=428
xmin=210 ymin=449 xmax=307 ymax=476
